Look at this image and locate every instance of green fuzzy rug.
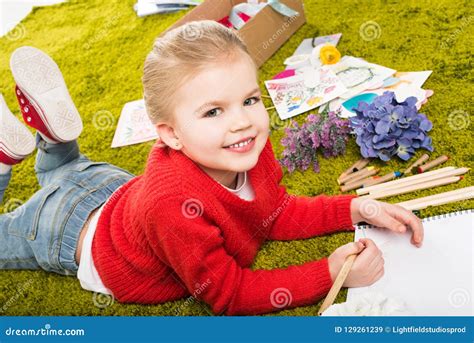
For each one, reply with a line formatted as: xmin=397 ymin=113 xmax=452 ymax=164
xmin=0 ymin=0 xmax=472 ymax=316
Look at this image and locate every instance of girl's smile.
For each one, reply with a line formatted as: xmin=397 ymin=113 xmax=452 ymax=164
xmin=223 ymin=136 xmax=256 ymax=152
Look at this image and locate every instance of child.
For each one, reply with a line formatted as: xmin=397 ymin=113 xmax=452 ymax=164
xmin=0 ymin=20 xmax=423 ymax=315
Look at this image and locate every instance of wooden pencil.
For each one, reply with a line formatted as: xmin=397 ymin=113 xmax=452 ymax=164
xmin=361 ymin=167 xmax=469 ymax=196
xmin=417 ymin=155 xmax=449 ymax=173
xmin=396 ymin=186 xmax=474 ymax=210
xmin=318 ymin=254 xmax=357 ymax=316
xmin=339 ymin=166 xmax=377 ymax=185
xmin=337 ymin=158 xmax=370 ymax=184
xmin=362 ymin=171 xmax=402 ymax=187
xmin=340 ymin=175 xmax=379 ymax=192
xmin=340 ymin=171 xmax=400 ymax=192
xmin=403 ymin=153 xmax=429 ymax=175
xmin=356 ymin=167 xmax=457 ymax=195
xmin=361 ymin=176 xmax=463 ymax=200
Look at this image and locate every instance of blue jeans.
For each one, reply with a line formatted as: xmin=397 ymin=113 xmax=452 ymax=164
xmin=0 ymin=132 xmax=135 ymax=275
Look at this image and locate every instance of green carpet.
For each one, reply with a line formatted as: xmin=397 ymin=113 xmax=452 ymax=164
xmin=0 ymin=0 xmax=472 ymax=316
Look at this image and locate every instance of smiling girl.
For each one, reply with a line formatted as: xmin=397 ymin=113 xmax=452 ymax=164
xmin=0 ymin=20 xmax=423 ymax=315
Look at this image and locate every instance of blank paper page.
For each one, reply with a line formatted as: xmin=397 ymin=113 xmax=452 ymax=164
xmin=347 ymin=210 xmax=473 ymax=316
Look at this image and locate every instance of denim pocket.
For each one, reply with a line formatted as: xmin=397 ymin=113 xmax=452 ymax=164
xmin=72 ymin=160 xmax=109 ymax=172
xmin=7 ymin=184 xmax=60 ymax=240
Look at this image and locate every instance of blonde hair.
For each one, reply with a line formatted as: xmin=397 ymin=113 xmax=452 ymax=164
xmin=143 ymin=20 xmax=256 ymax=125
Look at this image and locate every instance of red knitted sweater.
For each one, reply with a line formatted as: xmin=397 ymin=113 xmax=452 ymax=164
xmin=92 ymin=138 xmax=357 ymax=315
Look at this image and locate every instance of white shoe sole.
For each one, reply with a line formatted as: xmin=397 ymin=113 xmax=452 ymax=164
xmin=10 ymin=46 xmax=83 ymax=142
xmin=0 ymin=94 xmax=35 ymax=159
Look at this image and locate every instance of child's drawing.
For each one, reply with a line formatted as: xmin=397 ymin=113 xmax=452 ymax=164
xmin=330 ymin=56 xmax=396 ymax=99
xmin=111 ymin=99 xmax=158 ymax=148
xmin=264 ymin=66 xmax=347 ymax=120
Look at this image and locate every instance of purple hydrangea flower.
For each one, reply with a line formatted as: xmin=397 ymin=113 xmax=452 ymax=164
xmin=279 ymin=110 xmax=350 ymax=173
xmin=349 ymin=91 xmax=433 ymax=161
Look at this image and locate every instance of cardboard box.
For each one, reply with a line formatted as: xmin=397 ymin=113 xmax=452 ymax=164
xmin=162 ymin=0 xmax=306 ymax=68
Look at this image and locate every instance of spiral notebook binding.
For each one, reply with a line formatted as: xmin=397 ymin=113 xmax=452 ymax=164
xmin=355 ymin=208 xmax=473 ymax=230
xmin=421 ymin=208 xmax=473 ymax=222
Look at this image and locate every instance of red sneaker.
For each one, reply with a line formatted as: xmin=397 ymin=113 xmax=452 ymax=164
xmin=10 ymin=46 xmax=83 ymax=143
xmin=0 ymin=94 xmax=35 ymax=165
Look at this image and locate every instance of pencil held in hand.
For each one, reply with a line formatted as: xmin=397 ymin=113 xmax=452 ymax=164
xmin=319 ymin=240 xmax=369 ymax=315
xmin=318 ymin=254 xmax=357 ymax=316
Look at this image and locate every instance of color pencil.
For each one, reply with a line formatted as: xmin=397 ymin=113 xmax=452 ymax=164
xmin=361 ymin=167 xmax=469 ymax=196
xmin=337 ymin=158 xmax=370 ymax=184
xmin=340 ymin=171 xmax=401 ymax=192
xmin=417 ymin=155 xmax=449 ymax=173
xmin=362 ymin=171 xmax=402 ymax=187
xmin=403 ymin=153 xmax=429 ymax=175
xmin=361 ymin=176 xmax=463 ymax=200
xmin=339 ymin=166 xmax=377 ymax=185
xmin=356 ymin=167 xmax=457 ymax=195
xmin=340 ymin=175 xmax=379 ymax=192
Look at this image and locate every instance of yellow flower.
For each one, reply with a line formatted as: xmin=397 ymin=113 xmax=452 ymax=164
xmin=319 ymin=45 xmax=341 ymax=65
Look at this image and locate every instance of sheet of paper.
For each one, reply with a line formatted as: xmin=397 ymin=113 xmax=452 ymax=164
xmin=325 ymin=70 xmax=433 ymax=118
xmin=284 ymin=33 xmax=342 ymax=71
xmin=328 ymin=56 xmax=396 ymax=99
xmin=264 ymin=66 xmax=347 ymax=120
xmin=290 ymin=33 xmax=342 ymax=57
xmin=388 ymin=70 xmax=432 ymax=89
xmin=347 ymin=210 xmax=473 ymax=316
xmin=111 ymin=99 xmax=158 ymax=148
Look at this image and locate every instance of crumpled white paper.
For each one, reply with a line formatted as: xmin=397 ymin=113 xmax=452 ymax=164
xmin=321 ymin=292 xmax=415 ymax=316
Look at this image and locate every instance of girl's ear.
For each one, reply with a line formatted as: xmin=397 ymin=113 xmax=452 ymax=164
xmin=155 ymin=123 xmax=182 ymax=150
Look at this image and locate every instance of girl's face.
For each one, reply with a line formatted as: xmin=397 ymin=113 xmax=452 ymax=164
xmin=158 ymin=52 xmax=270 ymax=186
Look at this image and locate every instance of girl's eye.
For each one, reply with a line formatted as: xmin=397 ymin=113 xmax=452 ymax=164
xmin=203 ymin=96 xmax=260 ymax=118
xmin=204 ymin=108 xmax=222 ymax=118
xmin=244 ymin=96 xmax=261 ymax=106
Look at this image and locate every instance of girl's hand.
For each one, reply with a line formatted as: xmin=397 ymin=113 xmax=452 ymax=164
xmin=350 ymin=198 xmax=424 ymax=248
xmin=328 ymin=238 xmax=384 ymax=287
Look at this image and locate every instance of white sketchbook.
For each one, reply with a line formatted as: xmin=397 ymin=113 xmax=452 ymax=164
xmin=347 ymin=209 xmax=473 ymax=316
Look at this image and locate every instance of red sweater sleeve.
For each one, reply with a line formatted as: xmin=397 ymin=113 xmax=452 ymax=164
xmin=266 ymin=184 xmax=358 ymax=241
xmin=147 ymin=200 xmax=335 ymax=316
